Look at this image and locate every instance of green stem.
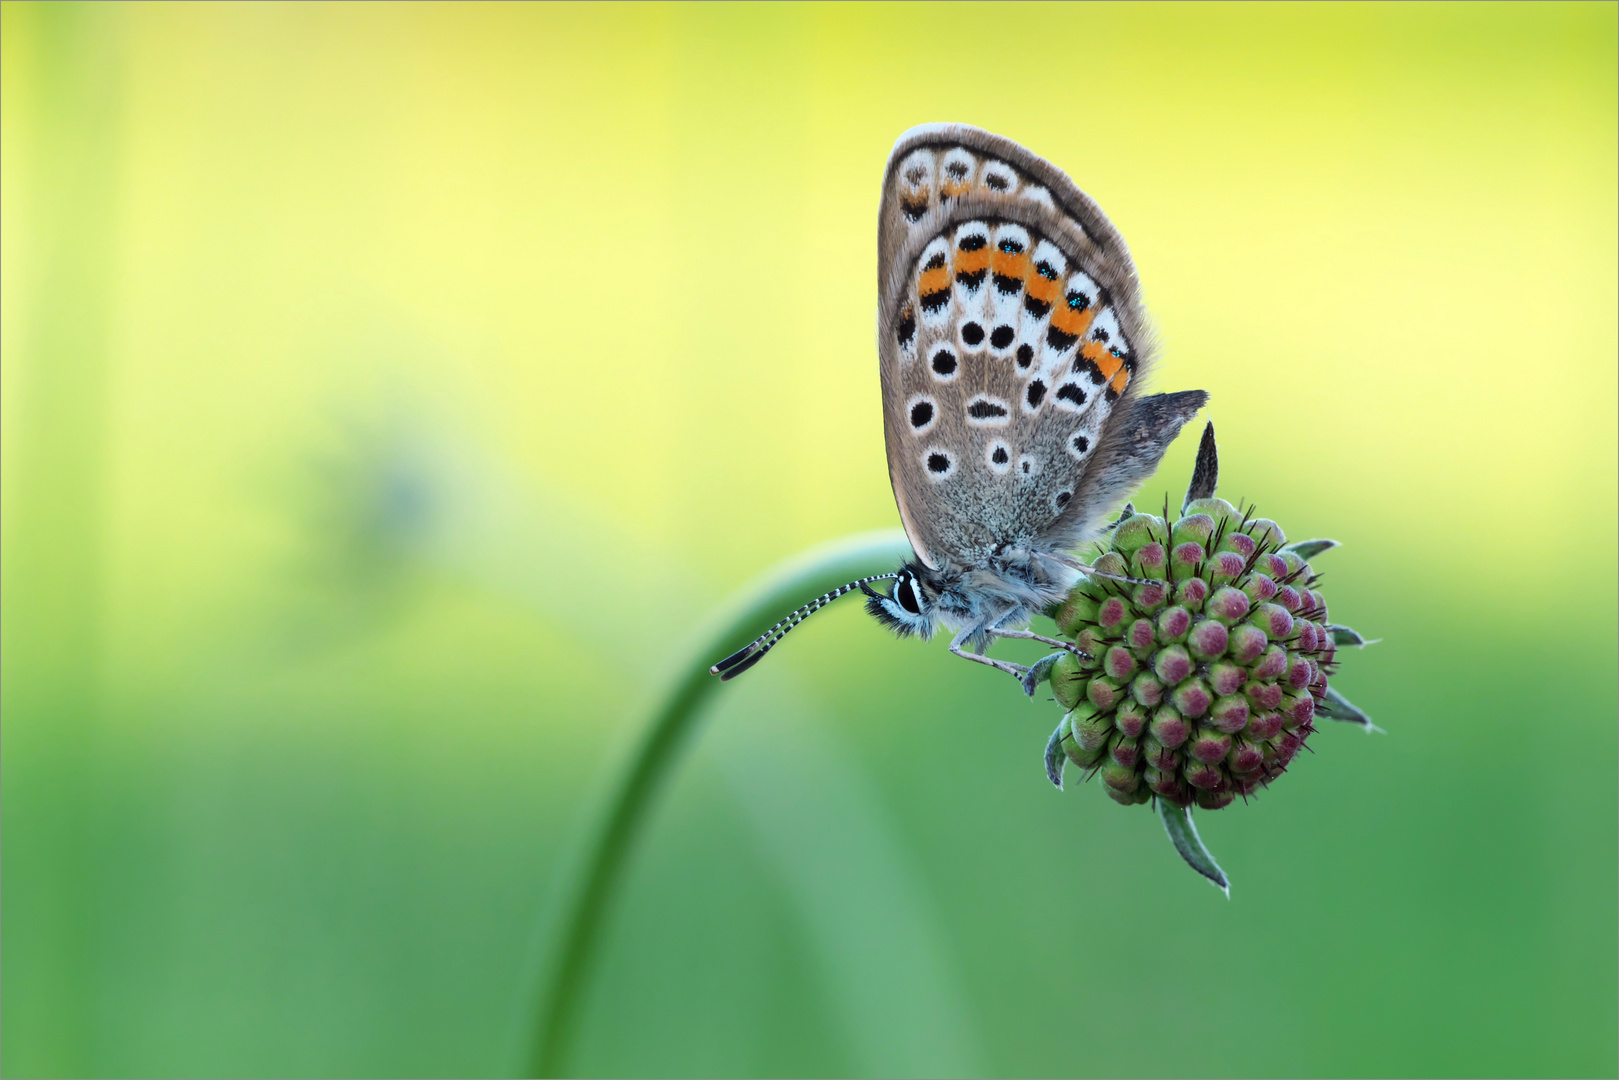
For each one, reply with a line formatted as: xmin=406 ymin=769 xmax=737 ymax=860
xmin=525 ymin=529 xmax=914 ymax=1077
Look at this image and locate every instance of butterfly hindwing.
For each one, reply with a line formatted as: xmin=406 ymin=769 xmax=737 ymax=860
xmin=878 ymin=124 xmax=1178 ymax=568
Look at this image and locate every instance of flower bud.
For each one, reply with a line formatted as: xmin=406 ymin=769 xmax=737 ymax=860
xmin=1171 ymin=542 xmax=1205 ymax=575
xmin=1157 ymin=606 xmax=1191 ymax=644
xmin=1110 ymin=737 xmax=1142 ymax=770
xmin=1242 ymin=573 xmax=1278 ymax=604
xmin=1189 ymin=727 xmax=1233 ymax=764
xmin=1246 ymin=518 xmax=1285 ymax=547
xmin=1100 ymin=759 xmax=1140 ymax=794
xmin=1247 ymin=680 xmax=1285 ymax=712
xmin=1227 ymin=738 xmax=1265 ymax=775
xmin=1050 ymin=652 xmax=1088 ymax=709
xmin=1280 ymin=690 xmax=1315 ymax=728
xmin=1054 ymin=592 xmax=1099 ymax=637
xmin=1255 ymin=552 xmax=1288 ymax=579
xmin=1171 ymin=513 xmax=1216 ymax=549
xmin=1208 ymin=550 xmax=1247 ymax=584
xmin=1217 ymin=531 xmax=1257 ymax=560
xmin=1093 ymin=551 xmax=1129 ymax=578
xmin=1227 ymin=623 xmax=1268 ymax=664
xmin=1072 ymin=710 xmax=1113 ymax=752
xmin=1209 ymin=694 xmax=1250 ymax=734
xmin=1183 ymin=759 xmax=1224 ymax=790
xmin=1111 ymin=514 xmax=1163 ymax=560
xmin=1206 ymin=586 xmax=1251 ymax=625
xmin=1149 ymin=706 xmax=1190 ymax=748
xmin=1131 ymin=542 xmax=1168 ymax=581
xmin=1062 ymin=731 xmax=1104 ymax=768
xmin=1154 ymin=644 xmax=1193 ymax=684
xmin=1098 ymin=595 xmax=1128 ymax=631
xmin=1130 ymin=671 xmax=1165 ymax=707
xmin=1249 ymin=603 xmax=1293 ymax=640
xmin=1142 ymin=736 xmax=1178 ymax=771
xmin=1246 ymin=711 xmax=1284 ymax=741
xmin=1187 ymin=619 xmax=1229 ymax=661
xmin=1087 ymin=676 xmax=1124 ymax=711
xmin=1182 ymin=498 xmax=1240 ymax=523
xmin=1114 ymin=699 xmax=1149 ymax=739
xmin=1126 ymin=617 xmax=1157 ymax=653
xmin=1174 ymin=577 xmax=1209 ymax=611
xmin=1207 ymin=659 xmax=1246 ymax=696
xmin=1251 ymin=644 xmax=1288 ymax=680
xmin=1171 ymin=677 xmax=1213 ymax=719
xmin=1285 ymin=653 xmax=1314 ymax=691
xmin=1131 ymin=581 xmax=1168 ymax=612
xmin=1104 ymin=645 xmax=1138 ymax=681
xmin=1044 ymin=483 xmax=1366 ymax=818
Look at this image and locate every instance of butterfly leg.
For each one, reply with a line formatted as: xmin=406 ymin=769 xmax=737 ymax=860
xmin=947 ymin=624 xmax=1029 ymax=681
xmin=989 ymin=628 xmax=1090 ymax=657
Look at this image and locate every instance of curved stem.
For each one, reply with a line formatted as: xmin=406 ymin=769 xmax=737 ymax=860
xmin=525 ymin=529 xmax=914 ymax=1077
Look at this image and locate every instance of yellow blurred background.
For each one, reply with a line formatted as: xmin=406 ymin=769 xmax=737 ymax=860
xmin=4 ymin=2 xmax=1615 ymax=1076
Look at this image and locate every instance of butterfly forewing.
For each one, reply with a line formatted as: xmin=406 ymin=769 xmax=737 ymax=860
xmin=878 ymin=125 xmax=1153 ymax=568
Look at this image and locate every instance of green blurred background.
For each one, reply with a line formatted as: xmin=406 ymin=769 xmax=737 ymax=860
xmin=4 ymin=2 xmax=1616 ymax=1076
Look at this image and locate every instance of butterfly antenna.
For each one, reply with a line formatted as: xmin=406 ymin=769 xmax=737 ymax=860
xmin=709 ymin=572 xmax=900 ymax=681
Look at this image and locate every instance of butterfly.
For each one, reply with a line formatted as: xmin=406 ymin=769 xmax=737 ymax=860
xmin=713 ymin=124 xmax=1207 ymax=685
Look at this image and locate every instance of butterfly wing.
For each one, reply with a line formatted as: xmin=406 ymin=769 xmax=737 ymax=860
xmin=876 ymin=124 xmax=1204 ymax=569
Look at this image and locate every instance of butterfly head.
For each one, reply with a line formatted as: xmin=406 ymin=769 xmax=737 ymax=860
xmin=861 ymin=560 xmax=939 ymax=639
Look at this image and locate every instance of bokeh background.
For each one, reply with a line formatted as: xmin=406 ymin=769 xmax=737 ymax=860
xmin=4 ymin=2 xmax=1616 ymax=1076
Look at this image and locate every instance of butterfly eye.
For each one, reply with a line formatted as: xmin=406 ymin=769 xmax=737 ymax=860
xmin=895 ymin=574 xmax=922 ymax=615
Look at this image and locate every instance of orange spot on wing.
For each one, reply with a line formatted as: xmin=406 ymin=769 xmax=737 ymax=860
xmin=1082 ymin=341 xmax=1126 ymax=384
xmin=940 ymin=179 xmax=971 ymax=199
xmin=1025 ymin=271 xmax=1061 ymax=305
xmin=992 ymin=250 xmax=1030 ymax=282
xmin=954 ymin=246 xmax=990 ymax=275
xmin=919 ymin=266 xmax=951 ymax=295
xmin=1051 ymin=304 xmax=1096 ymax=338
xmin=1110 ymin=366 xmax=1130 ymax=393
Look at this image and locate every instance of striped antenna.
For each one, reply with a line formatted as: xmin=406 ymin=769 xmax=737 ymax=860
xmin=709 ymin=572 xmax=900 ymax=681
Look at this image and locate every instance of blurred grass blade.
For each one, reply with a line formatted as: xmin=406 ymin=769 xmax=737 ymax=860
xmin=527 ymin=529 xmax=913 ymax=1078
xmin=1158 ymin=800 xmax=1230 ymax=897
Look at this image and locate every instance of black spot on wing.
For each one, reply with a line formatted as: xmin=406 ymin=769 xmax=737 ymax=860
xmin=930 ymin=348 xmax=957 ymax=376
xmin=961 ymin=322 xmax=985 ymax=346
xmin=896 ymin=304 xmax=915 ymax=349
xmin=1047 ymin=325 xmax=1078 ymax=350
xmin=968 ymin=399 xmax=1008 ymax=420
xmin=1026 ymin=380 xmax=1047 ymax=409
xmin=910 ymin=401 xmax=934 ymax=429
xmin=1056 ymin=383 xmax=1086 ymax=406
xmin=927 ymin=451 xmax=952 ymax=474
xmin=1016 ymin=344 xmax=1034 ymax=369
xmin=990 ymin=325 xmax=1015 ymax=349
